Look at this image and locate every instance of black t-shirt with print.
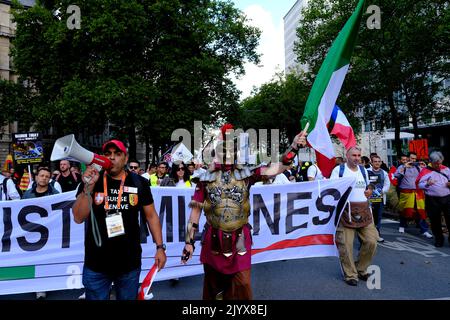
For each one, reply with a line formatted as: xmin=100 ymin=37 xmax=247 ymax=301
xmin=76 ymin=170 xmax=153 ymax=276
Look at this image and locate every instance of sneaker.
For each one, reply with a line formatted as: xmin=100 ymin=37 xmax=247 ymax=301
xmin=345 ymin=279 xmax=358 ymax=286
xmin=398 ymin=227 xmax=405 ymax=233
xmin=78 ymin=292 xmax=86 ymax=300
xmin=421 ymin=231 xmax=433 ymax=239
xmin=358 ymin=273 xmax=370 ymax=281
xmin=377 ymin=237 xmax=385 ymax=243
xmin=36 ymin=292 xmax=47 ymax=300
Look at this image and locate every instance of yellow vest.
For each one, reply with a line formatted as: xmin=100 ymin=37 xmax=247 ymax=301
xmin=150 ymin=174 xmax=167 ymax=186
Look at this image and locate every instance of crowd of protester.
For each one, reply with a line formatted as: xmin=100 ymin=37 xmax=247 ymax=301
xmin=273 ymin=151 xmax=448 ymax=248
xmin=1 ymin=147 xmax=448 ymax=296
xmin=2 ymin=151 xmax=448 ymax=246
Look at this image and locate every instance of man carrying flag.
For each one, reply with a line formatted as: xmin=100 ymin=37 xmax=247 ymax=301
xmin=181 ymin=124 xmax=307 ymax=300
xmin=300 ymin=0 xmax=364 ymax=177
xmin=299 ymin=0 xmax=377 ymax=286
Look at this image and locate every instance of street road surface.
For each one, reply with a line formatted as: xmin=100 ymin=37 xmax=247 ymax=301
xmin=1 ymin=218 xmax=449 ymax=300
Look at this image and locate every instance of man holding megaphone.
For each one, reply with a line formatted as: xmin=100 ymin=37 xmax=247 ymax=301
xmin=72 ymin=139 xmax=166 ymax=300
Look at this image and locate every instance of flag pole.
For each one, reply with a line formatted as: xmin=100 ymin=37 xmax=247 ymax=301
xmin=296 ymin=122 xmax=309 ymax=165
xmin=302 ymin=122 xmax=310 ymax=135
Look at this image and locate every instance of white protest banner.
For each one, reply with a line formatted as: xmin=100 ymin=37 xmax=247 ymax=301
xmin=0 ymin=177 xmax=355 ymax=295
xmin=249 ymin=177 xmax=354 ymax=263
xmin=0 ymin=191 xmax=84 ymax=295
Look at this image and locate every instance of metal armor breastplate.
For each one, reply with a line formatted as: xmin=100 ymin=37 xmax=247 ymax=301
xmin=203 ymin=170 xmax=250 ymax=232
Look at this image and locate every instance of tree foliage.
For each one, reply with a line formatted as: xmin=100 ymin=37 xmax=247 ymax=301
xmin=233 ymin=72 xmax=311 ymax=149
xmin=9 ymin=0 xmax=261 ymax=158
xmin=295 ymin=0 xmax=449 ymax=155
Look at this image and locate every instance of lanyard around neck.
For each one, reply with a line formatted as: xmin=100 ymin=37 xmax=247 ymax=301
xmin=103 ymin=172 xmax=126 ymax=212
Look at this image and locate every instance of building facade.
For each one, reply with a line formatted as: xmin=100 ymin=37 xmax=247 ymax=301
xmin=360 ymin=117 xmax=450 ymax=167
xmin=284 ymin=0 xmax=449 ymax=166
xmin=283 ymin=0 xmax=308 ymax=75
xmin=0 ymin=1 xmax=151 ymax=170
xmin=0 ymin=1 xmax=34 ymax=163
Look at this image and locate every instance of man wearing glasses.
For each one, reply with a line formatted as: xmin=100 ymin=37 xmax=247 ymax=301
xmin=128 ymin=160 xmax=141 ymax=174
xmin=150 ymin=162 xmax=168 ymax=187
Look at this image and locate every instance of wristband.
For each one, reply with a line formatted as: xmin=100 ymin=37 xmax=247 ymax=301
xmin=281 ymin=146 xmax=299 ymax=166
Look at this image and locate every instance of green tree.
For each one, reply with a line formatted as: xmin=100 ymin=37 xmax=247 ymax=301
xmin=234 ymin=72 xmax=311 ymax=150
xmin=10 ymin=0 xmax=260 ymax=160
xmin=295 ymin=0 xmax=449 ymax=156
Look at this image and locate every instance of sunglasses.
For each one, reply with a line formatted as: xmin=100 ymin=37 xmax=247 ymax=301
xmin=177 ymin=167 xmax=185 ymax=171
xmin=129 ymin=166 xmax=139 ymax=169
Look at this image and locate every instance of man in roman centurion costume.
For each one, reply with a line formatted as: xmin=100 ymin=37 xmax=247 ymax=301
xmin=181 ymin=124 xmax=307 ymax=300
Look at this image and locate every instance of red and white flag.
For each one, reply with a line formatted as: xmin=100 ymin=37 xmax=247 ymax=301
xmin=328 ymin=105 xmax=356 ymax=150
xmin=137 ymin=263 xmax=158 ymax=300
xmin=388 ymin=165 xmax=398 ymax=187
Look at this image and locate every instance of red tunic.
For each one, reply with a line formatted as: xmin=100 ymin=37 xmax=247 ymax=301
xmin=193 ymin=165 xmax=261 ymax=274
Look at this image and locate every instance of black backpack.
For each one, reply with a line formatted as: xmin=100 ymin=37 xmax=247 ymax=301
xmin=299 ymin=161 xmax=313 ymax=182
xmin=1 ymin=177 xmax=23 ymax=200
xmin=338 ymin=164 xmax=368 ymax=187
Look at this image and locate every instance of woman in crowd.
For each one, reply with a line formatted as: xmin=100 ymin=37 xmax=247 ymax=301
xmin=417 ymin=151 xmax=450 ymax=247
xmin=160 ymin=161 xmax=193 ymax=286
xmin=160 ymin=161 xmax=192 ymax=188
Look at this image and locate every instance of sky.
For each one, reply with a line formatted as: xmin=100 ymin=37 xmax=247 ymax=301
xmin=231 ymin=0 xmax=298 ymax=100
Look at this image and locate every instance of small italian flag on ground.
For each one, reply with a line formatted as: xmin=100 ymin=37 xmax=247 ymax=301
xmin=0 ymin=265 xmax=35 ymax=281
xmin=301 ymin=0 xmax=366 ymax=177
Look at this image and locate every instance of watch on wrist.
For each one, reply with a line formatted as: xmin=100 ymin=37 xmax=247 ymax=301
xmin=156 ymin=243 xmax=166 ymax=251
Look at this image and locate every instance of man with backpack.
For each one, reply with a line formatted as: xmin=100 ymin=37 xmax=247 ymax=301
xmin=298 ymin=161 xmax=313 ymax=182
xmin=0 ymin=168 xmax=21 ymax=201
xmin=307 ymin=161 xmax=324 ymax=181
xmin=330 ymin=146 xmax=378 ymax=287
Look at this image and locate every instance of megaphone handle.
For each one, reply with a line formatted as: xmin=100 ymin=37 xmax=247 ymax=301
xmin=91 ymin=163 xmax=103 ymax=172
xmin=83 ymin=163 xmax=103 ymax=184
xmin=83 ymin=176 xmax=92 ymax=184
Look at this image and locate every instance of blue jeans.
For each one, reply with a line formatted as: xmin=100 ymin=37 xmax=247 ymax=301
xmin=371 ymin=202 xmax=384 ymax=233
xmin=399 ymin=217 xmax=429 ymax=233
xmin=82 ymin=266 xmax=141 ymax=300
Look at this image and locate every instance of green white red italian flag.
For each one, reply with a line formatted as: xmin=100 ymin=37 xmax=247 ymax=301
xmin=301 ymin=0 xmax=366 ymax=177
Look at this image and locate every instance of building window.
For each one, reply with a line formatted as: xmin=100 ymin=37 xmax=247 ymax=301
xmin=364 ymin=121 xmax=372 ymax=132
